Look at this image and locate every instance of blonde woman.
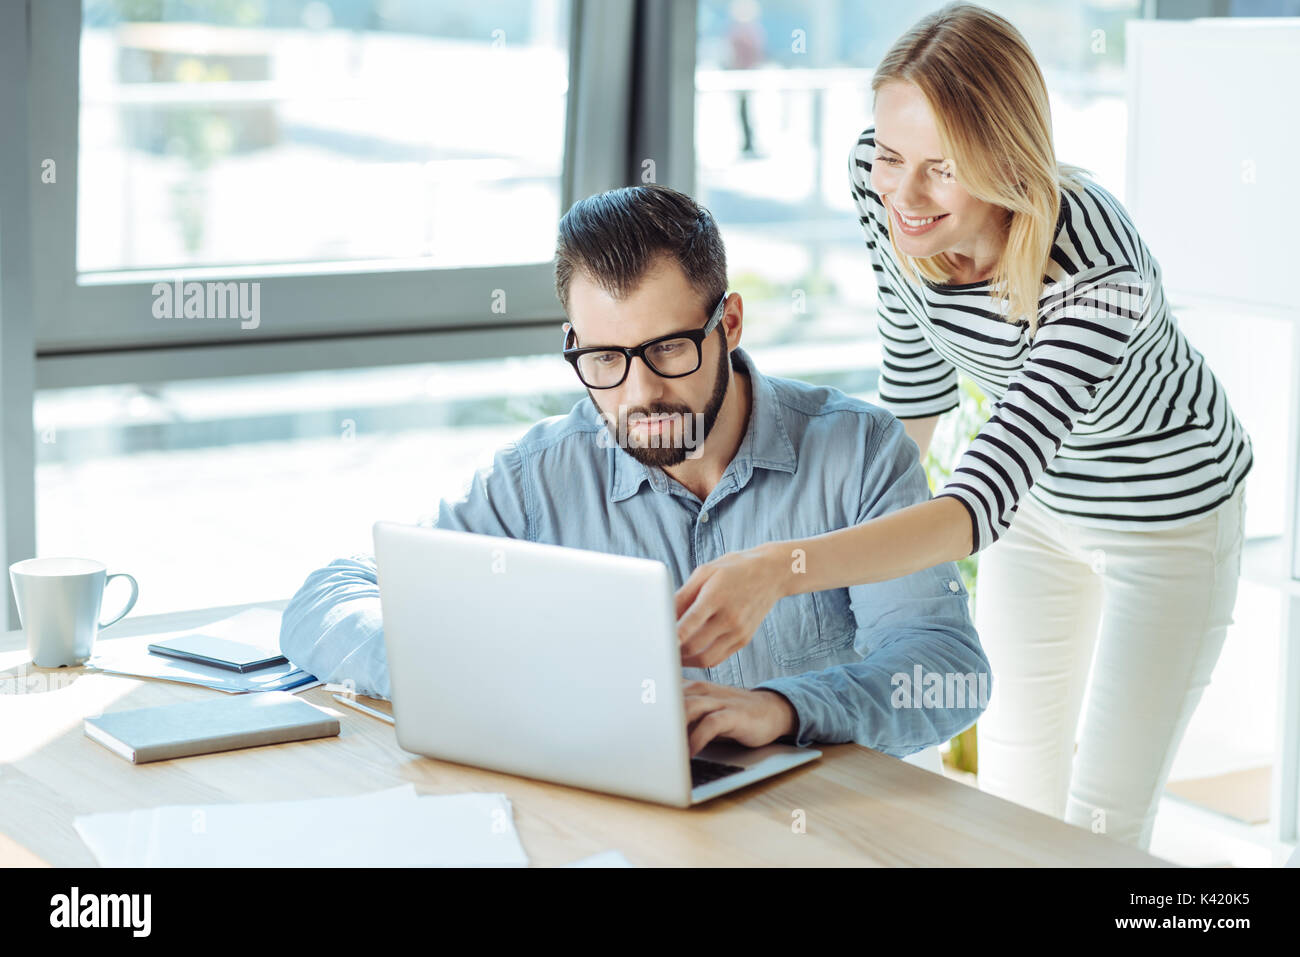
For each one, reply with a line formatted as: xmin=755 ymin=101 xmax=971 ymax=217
xmin=674 ymin=1 xmax=1252 ymax=851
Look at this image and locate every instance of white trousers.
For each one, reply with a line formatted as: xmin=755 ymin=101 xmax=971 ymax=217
xmin=973 ymin=484 xmax=1246 ymax=851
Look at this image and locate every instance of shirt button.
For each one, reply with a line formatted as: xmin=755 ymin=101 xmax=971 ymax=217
xmin=699 ymin=510 xmax=710 ymax=523
xmin=948 ymin=580 xmax=960 ymax=592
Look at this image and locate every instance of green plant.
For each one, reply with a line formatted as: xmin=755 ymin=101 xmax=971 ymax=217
xmin=923 ymin=375 xmax=991 ymax=775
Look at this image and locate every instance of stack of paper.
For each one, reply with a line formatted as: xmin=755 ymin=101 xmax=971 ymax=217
xmin=86 ymin=608 xmax=319 ymax=694
xmin=73 ymin=784 xmax=529 ymax=867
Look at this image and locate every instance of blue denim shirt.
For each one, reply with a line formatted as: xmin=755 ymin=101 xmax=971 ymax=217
xmin=280 ymin=347 xmax=990 ymax=757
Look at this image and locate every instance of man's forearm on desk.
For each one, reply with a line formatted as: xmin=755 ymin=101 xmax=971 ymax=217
xmin=754 ymin=625 xmax=990 ymax=755
xmin=280 ymin=555 xmax=391 ymax=699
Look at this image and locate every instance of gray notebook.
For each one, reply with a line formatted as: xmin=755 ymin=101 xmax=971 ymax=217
xmin=84 ymin=690 xmax=340 ymax=764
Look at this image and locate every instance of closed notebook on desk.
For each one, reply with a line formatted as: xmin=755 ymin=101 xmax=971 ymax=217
xmin=84 ymin=691 xmax=340 ymax=764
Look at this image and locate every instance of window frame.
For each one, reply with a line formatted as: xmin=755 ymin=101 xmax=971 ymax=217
xmin=29 ymin=0 xmax=637 ymax=376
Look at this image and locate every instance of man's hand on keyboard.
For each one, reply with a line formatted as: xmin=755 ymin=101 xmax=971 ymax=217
xmin=683 ymin=680 xmax=797 ymax=757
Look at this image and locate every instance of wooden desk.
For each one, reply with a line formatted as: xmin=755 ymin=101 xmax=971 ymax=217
xmin=0 ymin=601 xmax=1170 ymax=867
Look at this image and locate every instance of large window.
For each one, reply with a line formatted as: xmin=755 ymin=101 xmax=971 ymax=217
xmin=35 ymin=338 xmax=872 ymax=616
xmin=694 ymin=0 xmax=1140 ymax=369
xmin=36 ymin=354 xmax=569 ymax=616
xmin=78 ymin=0 xmax=571 ymax=274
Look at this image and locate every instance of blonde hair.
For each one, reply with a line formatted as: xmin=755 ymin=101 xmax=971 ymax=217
xmin=871 ymin=2 xmax=1091 ymax=337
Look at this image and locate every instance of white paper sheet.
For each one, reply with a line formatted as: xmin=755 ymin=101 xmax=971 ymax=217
xmin=85 ymin=608 xmax=319 ymax=693
xmin=179 ymin=607 xmax=284 ymax=648
xmin=73 ymin=784 xmax=529 ymax=867
xmin=87 ymin=650 xmax=318 ymax=693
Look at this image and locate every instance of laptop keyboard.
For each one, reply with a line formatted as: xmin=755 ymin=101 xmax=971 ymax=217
xmin=690 ymin=757 xmax=747 ymax=788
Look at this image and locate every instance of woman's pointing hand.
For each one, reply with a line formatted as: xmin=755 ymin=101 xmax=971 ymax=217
xmin=675 ymin=543 xmax=789 ymax=668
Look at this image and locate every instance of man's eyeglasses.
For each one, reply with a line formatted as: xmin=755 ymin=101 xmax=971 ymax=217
xmin=562 ymin=292 xmax=728 ymax=390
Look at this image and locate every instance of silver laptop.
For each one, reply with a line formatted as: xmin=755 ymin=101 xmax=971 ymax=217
xmin=373 ymin=522 xmax=821 ymax=807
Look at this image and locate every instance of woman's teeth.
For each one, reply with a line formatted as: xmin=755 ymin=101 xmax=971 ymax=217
xmin=900 ymin=212 xmax=945 ymax=226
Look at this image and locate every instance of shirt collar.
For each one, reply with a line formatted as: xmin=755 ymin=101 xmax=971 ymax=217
xmin=606 ymin=346 xmax=797 ymax=504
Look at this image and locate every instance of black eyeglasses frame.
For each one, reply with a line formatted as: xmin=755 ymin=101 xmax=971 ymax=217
xmin=561 ymin=292 xmax=729 ymax=390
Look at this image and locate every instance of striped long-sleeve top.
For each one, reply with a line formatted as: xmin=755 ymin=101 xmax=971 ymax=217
xmin=849 ymin=125 xmax=1253 ymax=554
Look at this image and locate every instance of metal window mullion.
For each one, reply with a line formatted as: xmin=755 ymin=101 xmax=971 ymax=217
xmin=565 ymin=0 xmax=638 ymax=205
xmin=629 ymin=0 xmax=696 ymax=194
xmin=1153 ymin=0 xmax=1232 ymax=17
xmin=36 ymin=322 xmax=563 ymax=390
xmin=1 ymin=0 xmax=42 ymax=628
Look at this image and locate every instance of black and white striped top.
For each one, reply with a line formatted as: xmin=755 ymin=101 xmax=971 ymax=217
xmin=849 ymin=126 xmax=1253 ymax=554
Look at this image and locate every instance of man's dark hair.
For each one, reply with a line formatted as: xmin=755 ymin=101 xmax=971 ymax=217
xmin=554 ymin=184 xmax=728 ymax=330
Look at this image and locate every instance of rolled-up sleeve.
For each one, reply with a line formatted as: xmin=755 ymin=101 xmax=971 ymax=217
xmin=936 ymin=265 xmax=1145 ymax=553
xmin=279 ymin=442 xmax=532 ymax=699
xmin=278 ymin=553 xmax=389 ymax=698
xmin=754 ymin=414 xmax=991 ymax=756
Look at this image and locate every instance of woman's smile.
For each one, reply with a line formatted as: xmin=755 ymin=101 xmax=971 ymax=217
xmin=891 ymin=202 xmax=950 ymax=235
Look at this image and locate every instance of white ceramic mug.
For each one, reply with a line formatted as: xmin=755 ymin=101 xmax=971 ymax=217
xmin=9 ymin=558 xmax=139 ymax=668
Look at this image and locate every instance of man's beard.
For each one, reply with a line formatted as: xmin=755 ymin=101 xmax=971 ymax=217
xmin=591 ymin=339 xmax=732 ymax=468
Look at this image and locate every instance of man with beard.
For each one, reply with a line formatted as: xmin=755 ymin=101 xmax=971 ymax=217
xmin=280 ymin=185 xmax=988 ymax=761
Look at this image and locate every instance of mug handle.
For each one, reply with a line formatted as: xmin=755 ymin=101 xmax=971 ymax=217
xmin=99 ymin=573 xmax=139 ymax=628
